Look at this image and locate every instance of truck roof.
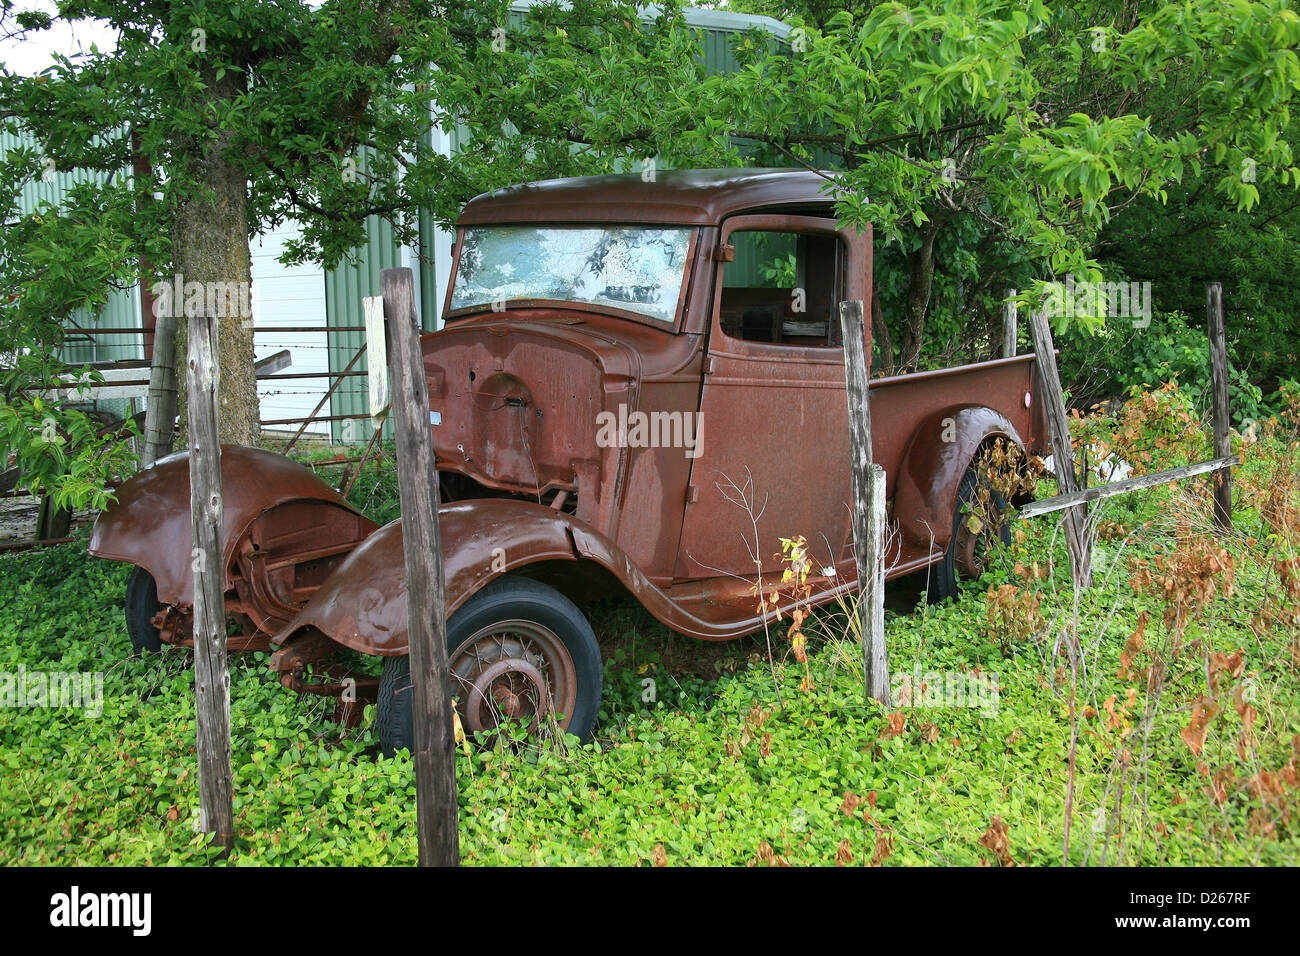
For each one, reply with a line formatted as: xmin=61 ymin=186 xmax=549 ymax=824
xmin=456 ymin=168 xmax=840 ymax=227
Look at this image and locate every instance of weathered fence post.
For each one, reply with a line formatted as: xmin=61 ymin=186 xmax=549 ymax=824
xmin=143 ymin=309 xmax=179 ymax=467
xmin=186 ymin=306 xmax=233 ymax=851
xmin=1207 ymin=283 xmax=1233 ymax=531
xmin=862 ymin=463 xmax=887 ymax=697
xmin=363 ymin=295 xmax=390 ymax=419
xmin=839 ymin=300 xmax=890 ymax=706
xmin=36 ymin=495 xmax=71 ymax=541
xmin=1002 ymin=290 xmax=1017 ymax=358
xmin=1028 ymin=306 xmax=1092 ymax=590
xmin=381 ymin=267 xmax=460 ymax=867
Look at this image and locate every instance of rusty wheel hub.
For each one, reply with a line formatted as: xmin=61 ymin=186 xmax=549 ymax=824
xmin=955 ymin=494 xmax=1004 ymax=582
xmin=450 ymin=620 xmax=577 ymax=739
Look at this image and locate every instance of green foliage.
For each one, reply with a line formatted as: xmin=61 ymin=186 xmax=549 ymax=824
xmin=2 ymin=411 xmax=1297 ymax=864
xmin=711 ymin=1 xmax=1298 ymax=330
xmin=6 ymin=0 xmax=1300 ymax=477
xmin=757 ymin=251 xmax=798 ymax=287
xmin=0 ymin=150 xmax=143 ymax=507
xmin=338 ymin=444 xmax=402 ymax=526
xmin=692 ymin=1 xmax=1300 ymax=372
xmin=278 ymin=439 xmax=402 ymax=525
xmin=1059 ymin=312 xmax=1269 ymax=425
xmin=1 ymin=0 xmax=699 ymax=494
xmin=0 ymin=354 xmax=138 ymax=511
xmin=4 ymin=0 xmax=705 ymax=270
xmin=1093 ymin=123 xmax=1300 ymax=403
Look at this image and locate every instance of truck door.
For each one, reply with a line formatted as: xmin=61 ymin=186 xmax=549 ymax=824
xmin=674 ymin=214 xmax=872 ymax=581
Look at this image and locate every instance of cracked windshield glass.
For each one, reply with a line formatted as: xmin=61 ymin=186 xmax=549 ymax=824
xmin=450 ymin=225 xmax=693 ymax=324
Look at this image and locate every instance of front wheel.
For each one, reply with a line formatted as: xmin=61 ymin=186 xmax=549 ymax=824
xmin=377 ymin=575 xmax=602 ymax=757
xmin=124 ymin=565 xmax=163 ymax=654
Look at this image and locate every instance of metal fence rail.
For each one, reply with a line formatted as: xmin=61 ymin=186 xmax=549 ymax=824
xmin=4 ymin=319 xmax=390 ymax=549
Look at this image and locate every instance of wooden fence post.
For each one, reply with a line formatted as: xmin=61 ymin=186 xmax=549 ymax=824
xmin=863 ymin=463 xmax=887 ymax=699
xmin=143 ymin=310 xmax=179 ymax=467
xmin=185 ymin=306 xmax=233 ymax=851
xmin=363 ymin=295 xmax=390 ymax=419
xmin=1002 ymin=290 xmax=1017 ymax=358
xmin=381 ymin=267 xmax=460 ymax=867
xmin=1207 ymin=283 xmax=1233 ymax=531
xmin=839 ymin=300 xmax=890 ymax=706
xmin=36 ymin=495 xmax=71 ymax=541
xmin=1028 ymin=307 xmax=1092 ymax=590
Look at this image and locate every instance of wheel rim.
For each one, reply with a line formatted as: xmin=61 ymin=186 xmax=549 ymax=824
xmin=448 ymin=619 xmax=578 ymax=739
xmin=954 ymin=486 xmax=1005 ymax=582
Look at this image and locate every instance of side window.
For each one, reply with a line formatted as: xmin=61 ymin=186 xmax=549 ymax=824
xmin=718 ymin=229 xmax=845 ymax=347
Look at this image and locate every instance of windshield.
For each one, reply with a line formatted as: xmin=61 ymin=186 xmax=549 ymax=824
xmin=449 ymin=225 xmax=694 ymax=324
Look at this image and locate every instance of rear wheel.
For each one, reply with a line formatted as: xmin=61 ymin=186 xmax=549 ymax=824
xmin=377 ymin=575 xmax=602 ymax=757
xmin=931 ymin=460 xmax=1012 ymax=602
xmin=124 ymin=565 xmax=163 ymax=654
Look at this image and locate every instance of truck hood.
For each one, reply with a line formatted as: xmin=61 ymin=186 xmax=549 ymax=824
xmin=422 ymin=313 xmax=643 ymax=530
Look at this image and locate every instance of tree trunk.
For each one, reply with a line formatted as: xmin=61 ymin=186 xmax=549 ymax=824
xmin=870 ymin=286 xmax=895 ymax=378
xmin=897 ymin=210 xmax=951 ymax=372
xmin=141 ymin=311 xmax=178 ymax=466
xmin=171 ymin=76 xmax=259 ymax=449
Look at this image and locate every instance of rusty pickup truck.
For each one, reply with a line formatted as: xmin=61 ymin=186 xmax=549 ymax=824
xmin=89 ymin=169 xmax=1046 ymax=753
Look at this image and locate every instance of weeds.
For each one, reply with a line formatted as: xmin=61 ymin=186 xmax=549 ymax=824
xmin=1 ymin=383 xmax=1297 ymax=865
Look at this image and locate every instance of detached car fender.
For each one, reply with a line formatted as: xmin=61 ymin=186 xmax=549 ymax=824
xmin=893 ymin=405 xmax=1025 ymax=551
xmin=88 ymin=445 xmax=372 ymax=607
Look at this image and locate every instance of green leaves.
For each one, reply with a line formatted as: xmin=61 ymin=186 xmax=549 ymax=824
xmin=3 ymin=493 xmax=1300 ymax=867
xmin=0 ymin=352 xmax=138 ymax=512
xmin=662 ymin=0 xmax=1300 ymax=357
xmin=5 ymin=0 xmax=1300 ymax=486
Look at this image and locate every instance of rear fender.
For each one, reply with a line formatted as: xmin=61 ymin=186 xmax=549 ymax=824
xmin=894 ymin=405 xmax=1024 ymax=551
xmin=88 ymin=445 xmax=375 ymax=607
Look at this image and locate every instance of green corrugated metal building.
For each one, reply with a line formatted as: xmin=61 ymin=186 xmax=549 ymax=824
xmin=1 ymin=127 xmax=144 ymax=366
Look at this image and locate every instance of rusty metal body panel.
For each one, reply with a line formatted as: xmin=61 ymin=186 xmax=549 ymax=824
xmin=275 ymin=353 xmax=1041 ymax=655
xmin=456 ymin=168 xmax=844 ymax=228
xmin=275 ymin=501 xmax=574 ymax=655
xmin=423 ymin=313 xmax=705 ymax=581
xmin=678 ymin=215 xmax=865 ymax=581
xmin=675 ymin=358 xmax=1039 ymax=581
xmin=893 ymin=398 xmax=1029 ymax=548
xmin=88 ymin=445 xmax=376 ymax=626
xmin=272 ymin=498 xmax=852 ymax=652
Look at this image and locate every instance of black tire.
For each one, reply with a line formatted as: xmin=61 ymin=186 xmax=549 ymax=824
xmin=377 ymin=575 xmax=602 ymax=757
xmin=930 ymin=461 xmax=1012 ymax=603
xmin=125 ymin=565 xmax=163 ymax=654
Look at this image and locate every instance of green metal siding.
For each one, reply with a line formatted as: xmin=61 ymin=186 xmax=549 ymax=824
xmin=0 ymin=127 xmax=143 ymax=371
xmin=59 ymin=286 xmax=144 ymax=365
xmin=322 ymin=210 xmax=401 ymax=443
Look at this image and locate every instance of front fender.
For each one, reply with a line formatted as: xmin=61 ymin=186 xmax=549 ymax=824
xmin=88 ymin=445 xmax=369 ymax=606
xmin=893 ymin=405 xmax=1024 ymax=551
xmin=275 ymin=499 xmax=665 ymax=655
